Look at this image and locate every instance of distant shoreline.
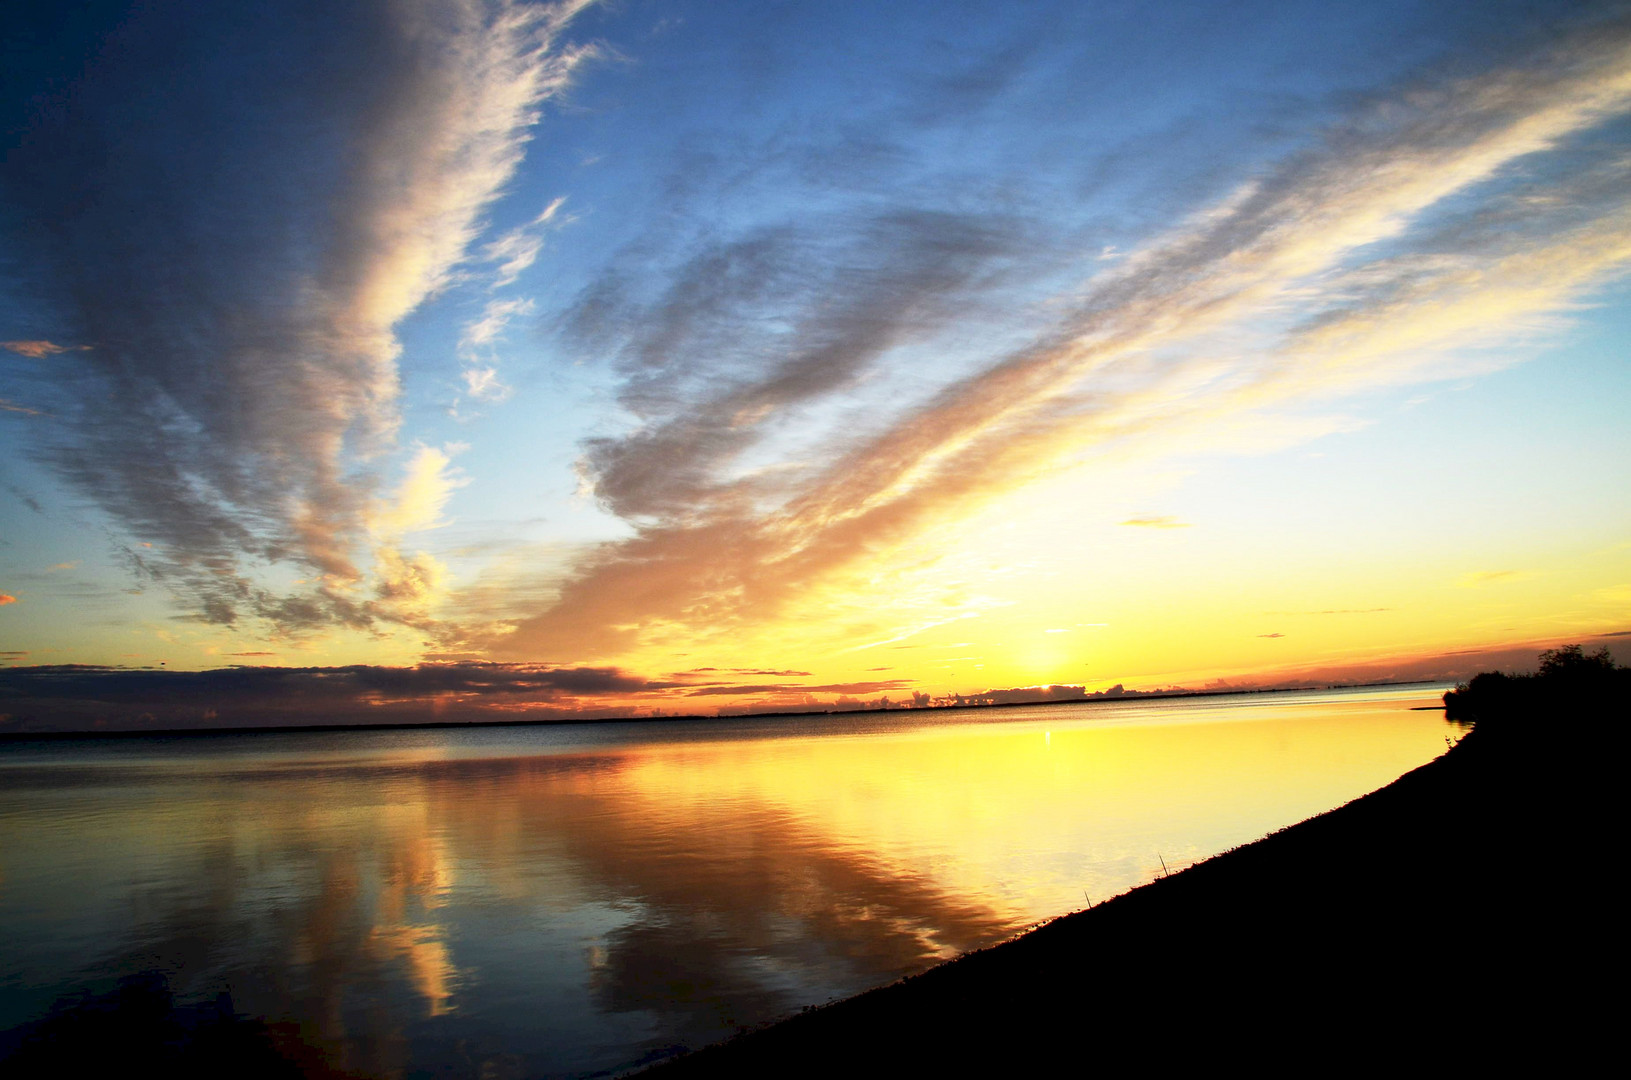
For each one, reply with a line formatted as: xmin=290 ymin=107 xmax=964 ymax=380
xmin=0 ymin=680 xmax=1448 ymax=742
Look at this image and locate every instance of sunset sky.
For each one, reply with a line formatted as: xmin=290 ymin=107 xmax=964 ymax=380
xmin=2 ymin=0 xmax=1629 ymax=728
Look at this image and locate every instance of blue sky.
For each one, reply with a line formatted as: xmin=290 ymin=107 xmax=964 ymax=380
xmin=2 ymin=0 xmax=1629 ymax=727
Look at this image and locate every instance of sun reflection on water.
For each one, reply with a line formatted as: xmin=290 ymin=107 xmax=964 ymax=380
xmin=0 ymin=686 xmax=1449 ymax=1077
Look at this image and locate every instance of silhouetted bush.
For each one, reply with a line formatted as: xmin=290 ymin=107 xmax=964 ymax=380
xmin=1444 ymin=645 xmax=1628 ymax=726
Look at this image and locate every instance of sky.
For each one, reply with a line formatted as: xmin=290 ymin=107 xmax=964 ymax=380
xmin=2 ymin=0 xmax=1629 ymax=730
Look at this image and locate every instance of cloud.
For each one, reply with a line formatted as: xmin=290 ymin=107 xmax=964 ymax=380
xmin=0 ymin=660 xmax=679 ymax=732
xmin=492 ymin=20 xmax=1631 ymax=663
xmin=684 ymin=680 xmax=911 ymax=697
xmin=455 ymin=296 xmax=537 ymax=403
xmin=367 ymin=443 xmax=468 ymax=622
xmin=1591 ymin=583 xmax=1631 ymax=605
xmin=5 ymin=484 xmax=43 ymax=514
xmin=962 ymin=685 xmax=1088 ymax=706
xmin=1458 ymin=570 xmax=1529 ymax=588
xmin=485 ymin=196 xmax=569 ymax=287
xmin=672 ymin=667 xmax=813 ymax=677
xmin=461 ymin=298 xmax=537 ymax=354
xmin=1121 ymin=515 xmax=1190 ymax=528
xmin=1 ymin=341 xmax=89 ymax=358
xmin=0 ymin=594 xmax=16 ymax=605
xmin=563 ymin=209 xmax=1037 ymax=522
xmin=372 ymin=547 xmax=450 ymax=612
xmin=1 ymin=0 xmax=597 ymax=635
xmin=0 ymin=399 xmax=45 ymax=416
xmin=1257 ymin=633 xmax=1285 ymax=639
xmin=372 ymin=444 xmax=468 ymax=537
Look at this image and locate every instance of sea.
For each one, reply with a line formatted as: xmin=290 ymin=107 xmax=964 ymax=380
xmin=0 ymin=684 xmax=1452 ymax=1078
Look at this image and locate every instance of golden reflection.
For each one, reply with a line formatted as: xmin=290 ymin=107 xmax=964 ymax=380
xmin=369 ymin=925 xmax=457 ymax=1017
xmin=0 ymin=688 xmax=1448 ymax=1077
xmin=600 ymin=690 xmax=1445 ymax=920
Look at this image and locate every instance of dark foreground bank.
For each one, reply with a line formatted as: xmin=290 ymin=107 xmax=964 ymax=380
xmin=643 ymin=651 xmax=1624 ymax=1075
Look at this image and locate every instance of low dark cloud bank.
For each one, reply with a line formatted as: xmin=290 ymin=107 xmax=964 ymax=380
xmin=0 ymin=665 xmax=1103 ymax=732
xmin=0 ymin=661 xmax=673 ymax=732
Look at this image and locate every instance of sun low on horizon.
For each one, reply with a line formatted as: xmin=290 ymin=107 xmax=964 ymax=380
xmin=2 ymin=0 xmax=1629 ymax=731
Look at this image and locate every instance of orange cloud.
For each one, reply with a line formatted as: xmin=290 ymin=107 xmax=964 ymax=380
xmin=1 ymin=340 xmax=88 ymax=358
xmin=0 ymin=594 xmax=16 ymax=605
xmin=1457 ymin=570 xmax=1529 ymax=588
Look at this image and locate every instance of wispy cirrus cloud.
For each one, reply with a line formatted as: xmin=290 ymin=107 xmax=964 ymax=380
xmin=0 ymin=0 xmax=597 ymax=636
xmin=1458 ymin=569 xmax=1530 ymax=588
xmin=684 ymin=680 xmax=910 ymax=698
xmin=1121 ymin=515 xmax=1190 ymax=529
xmin=450 ymin=195 xmax=573 ymax=406
xmin=486 ymin=195 xmax=570 ymax=288
xmin=488 ymin=18 xmax=1631 ymax=664
xmin=563 ymin=209 xmax=1037 ymax=522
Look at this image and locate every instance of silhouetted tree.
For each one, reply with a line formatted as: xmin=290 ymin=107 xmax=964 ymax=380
xmin=1444 ymin=644 xmax=1627 ymax=725
xmin=1537 ymin=644 xmax=1616 ymax=680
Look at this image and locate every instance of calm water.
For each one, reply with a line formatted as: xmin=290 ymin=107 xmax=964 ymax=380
xmin=0 ymin=686 xmax=1449 ymax=1077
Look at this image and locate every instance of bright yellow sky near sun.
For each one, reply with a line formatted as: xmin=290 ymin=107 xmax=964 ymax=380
xmin=35 ymin=383 xmax=1625 ymax=712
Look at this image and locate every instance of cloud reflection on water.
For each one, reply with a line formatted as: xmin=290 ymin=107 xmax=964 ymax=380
xmin=0 ymin=691 xmax=1449 ymax=1076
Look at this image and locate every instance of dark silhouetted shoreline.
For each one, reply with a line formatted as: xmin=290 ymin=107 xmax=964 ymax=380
xmin=640 ymin=652 xmax=1622 ymax=1074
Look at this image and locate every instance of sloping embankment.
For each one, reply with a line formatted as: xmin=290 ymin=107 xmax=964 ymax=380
xmin=642 ymin=707 xmax=1615 ymax=1074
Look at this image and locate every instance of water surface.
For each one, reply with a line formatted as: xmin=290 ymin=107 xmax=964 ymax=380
xmin=0 ymin=685 xmax=1450 ymax=1077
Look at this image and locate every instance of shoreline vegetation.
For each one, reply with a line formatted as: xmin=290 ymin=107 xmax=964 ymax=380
xmin=0 ymin=679 xmax=1438 ymax=742
xmin=637 ymin=646 xmax=1624 ymax=1074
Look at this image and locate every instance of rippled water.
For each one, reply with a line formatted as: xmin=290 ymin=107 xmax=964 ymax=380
xmin=0 ymin=685 xmax=1449 ymax=1077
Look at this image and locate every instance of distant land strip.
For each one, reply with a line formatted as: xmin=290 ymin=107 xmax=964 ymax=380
xmin=0 ymin=682 xmax=1435 ymax=741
